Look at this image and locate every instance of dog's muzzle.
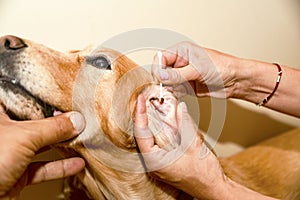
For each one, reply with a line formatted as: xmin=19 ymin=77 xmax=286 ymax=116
xmin=0 ymin=35 xmax=56 ymax=120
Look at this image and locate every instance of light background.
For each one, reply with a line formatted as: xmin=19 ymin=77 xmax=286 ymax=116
xmin=0 ymin=0 xmax=299 ymax=199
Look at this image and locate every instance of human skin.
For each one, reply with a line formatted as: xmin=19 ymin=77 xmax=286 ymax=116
xmin=152 ymin=41 xmax=300 ymax=117
xmin=134 ymin=41 xmax=295 ymax=199
xmin=0 ymin=110 xmax=86 ymax=199
xmin=134 ymin=94 xmax=278 ymax=200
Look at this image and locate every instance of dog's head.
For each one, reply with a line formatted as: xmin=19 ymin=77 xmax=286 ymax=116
xmin=0 ymin=35 xmax=182 ymax=199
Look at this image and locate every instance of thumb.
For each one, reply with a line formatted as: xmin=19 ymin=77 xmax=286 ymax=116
xmin=19 ymin=111 xmax=85 ymax=150
xmin=134 ymin=95 xmax=155 ymax=153
xmin=157 ymin=65 xmax=199 ymax=85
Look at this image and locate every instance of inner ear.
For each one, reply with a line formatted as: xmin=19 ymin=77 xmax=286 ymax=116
xmin=138 ymin=85 xmax=181 ymax=151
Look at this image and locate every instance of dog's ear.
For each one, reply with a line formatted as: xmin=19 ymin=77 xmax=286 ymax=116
xmin=139 ymin=85 xmax=182 ymax=151
xmin=109 ymin=67 xmax=153 ymax=146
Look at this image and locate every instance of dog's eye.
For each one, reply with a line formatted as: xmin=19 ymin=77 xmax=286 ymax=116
xmin=87 ymin=56 xmax=111 ymax=70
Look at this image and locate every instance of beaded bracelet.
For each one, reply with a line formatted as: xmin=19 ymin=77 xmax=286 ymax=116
xmin=257 ymin=63 xmax=282 ymax=106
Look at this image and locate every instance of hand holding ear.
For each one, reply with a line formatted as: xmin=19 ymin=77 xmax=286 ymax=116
xmin=134 ymin=94 xmax=228 ymax=199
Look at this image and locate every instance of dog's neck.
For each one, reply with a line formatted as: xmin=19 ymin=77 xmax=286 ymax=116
xmin=75 ymin=145 xmax=181 ymax=200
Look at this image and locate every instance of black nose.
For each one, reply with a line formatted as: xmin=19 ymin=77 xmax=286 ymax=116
xmin=0 ymin=35 xmax=27 ymax=52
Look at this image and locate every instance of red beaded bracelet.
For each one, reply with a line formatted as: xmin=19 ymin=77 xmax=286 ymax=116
xmin=257 ymin=63 xmax=282 ymax=106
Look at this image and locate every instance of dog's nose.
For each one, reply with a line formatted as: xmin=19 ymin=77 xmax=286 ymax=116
xmin=0 ymin=35 xmax=27 ymax=52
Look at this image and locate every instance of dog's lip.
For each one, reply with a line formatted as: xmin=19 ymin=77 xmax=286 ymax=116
xmin=0 ymin=76 xmax=17 ymax=84
xmin=0 ymin=75 xmax=58 ymax=118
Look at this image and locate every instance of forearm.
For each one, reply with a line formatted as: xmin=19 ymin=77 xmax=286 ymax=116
xmin=222 ymin=178 xmax=279 ymax=200
xmin=230 ymin=58 xmax=300 ymax=117
xmin=179 ymin=175 xmax=278 ymax=200
xmin=167 ymin=151 xmax=278 ymax=200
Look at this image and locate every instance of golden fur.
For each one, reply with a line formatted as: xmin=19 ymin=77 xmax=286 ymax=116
xmin=0 ymin=35 xmax=299 ymax=199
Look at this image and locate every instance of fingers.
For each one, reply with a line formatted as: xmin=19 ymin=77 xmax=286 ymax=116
xmin=153 ymin=43 xmax=191 ymax=67
xmin=172 ymin=81 xmax=196 ymax=98
xmin=134 ymin=96 xmax=201 ymax=171
xmin=152 ymin=49 xmax=179 ymax=68
xmin=134 ymin=95 xmax=156 ymax=153
xmin=152 ymin=47 xmax=186 ymax=84
xmin=152 ymin=50 xmax=186 ymax=84
xmin=26 ymin=157 xmax=85 ymax=185
xmin=177 ymin=102 xmax=198 ymax=148
xmin=152 ymin=47 xmax=200 ymax=85
xmin=178 ymin=103 xmax=209 ymax=160
xmin=160 ymin=66 xmax=200 ymax=85
xmin=134 ymin=95 xmax=148 ymax=129
xmin=19 ymin=111 xmax=85 ymax=150
xmin=134 ymin=94 xmax=166 ymax=171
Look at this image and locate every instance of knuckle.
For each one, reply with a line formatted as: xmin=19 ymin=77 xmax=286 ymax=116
xmin=178 ymin=41 xmax=192 ymax=48
xmin=61 ymin=159 xmax=67 ymax=177
xmin=52 ymin=116 xmax=73 ymax=140
xmin=54 ymin=117 xmax=65 ymax=133
xmin=41 ymin=164 xmax=48 ymax=181
xmin=180 ymin=41 xmax=191 ymax=45
xmin=153 ymin=54 xmax=158 ymax=60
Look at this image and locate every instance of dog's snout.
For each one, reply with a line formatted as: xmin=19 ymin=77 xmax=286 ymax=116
xmin=0 ymin=35 xmax=27 ymax=52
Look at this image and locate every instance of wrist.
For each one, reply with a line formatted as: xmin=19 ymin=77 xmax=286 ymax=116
xmin=183 ymin=175 xmax=229 ymax=200
xmin=203 ymin=48 xmax=241 ymax=99
xmin=228 ymin=57 xmax=252 ymax=99
xmin=229 ymin=58 xmax=279 ymax=104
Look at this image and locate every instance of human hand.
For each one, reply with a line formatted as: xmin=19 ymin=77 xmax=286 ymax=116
xmin=152 ymin=42 xmax=238 ymax=98
xmin=134 ymin=94 xmax=228 ymax=199
xmin=0 ymin=110 xmax=86 ymax=198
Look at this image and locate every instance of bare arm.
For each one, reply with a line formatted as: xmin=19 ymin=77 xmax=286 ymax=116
xmin=231 ymin=58 xmax=300 ymax=117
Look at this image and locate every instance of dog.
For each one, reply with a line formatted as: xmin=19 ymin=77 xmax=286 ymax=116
xmin=0 ymin=35 xmax=299 ymax=200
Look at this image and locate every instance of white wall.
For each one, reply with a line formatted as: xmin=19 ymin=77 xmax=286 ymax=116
xmin=1 ymin=0 xmax=299 ymax=67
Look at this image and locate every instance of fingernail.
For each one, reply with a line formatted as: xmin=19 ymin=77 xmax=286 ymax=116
xmin=53 ymin=110 xmax=63 ymax=116
xmin=159 ymin=70 xmax=169 ymax=80
xmin=69 ymin=112 xmax=85 ymax=134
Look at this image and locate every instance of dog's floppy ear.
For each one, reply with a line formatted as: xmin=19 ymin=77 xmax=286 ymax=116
xmin=110 ymin=66 xmax=153 ymax=145
xmin=112 ymin=66 xmax=152 ymax=129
